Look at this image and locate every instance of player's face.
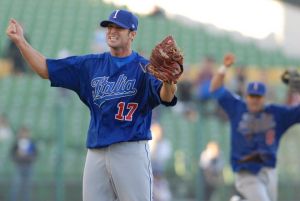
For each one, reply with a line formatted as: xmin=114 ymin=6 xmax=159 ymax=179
xmin=106 ymin=23 xmax=136 ymax=51
xmin=246 ymin=95 xmax=265 ymax=113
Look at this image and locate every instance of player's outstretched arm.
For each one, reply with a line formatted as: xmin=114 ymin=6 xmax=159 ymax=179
xmin=209 ymin=53 xmax=235 ymax=93
xmin=6 ymin=19 xmax=48 ymax=79
xmin=160 ymin=82 xmax=177 ymax=102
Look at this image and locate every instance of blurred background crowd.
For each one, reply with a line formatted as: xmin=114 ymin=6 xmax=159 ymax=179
xmin=0 ymin=0 xmax=300 ymax=200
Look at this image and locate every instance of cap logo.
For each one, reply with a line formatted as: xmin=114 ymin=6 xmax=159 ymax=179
xmin=253 ymin=82 xmax=258 ymax=90
xmin=113 ymin=10 xmax=120 ymax=19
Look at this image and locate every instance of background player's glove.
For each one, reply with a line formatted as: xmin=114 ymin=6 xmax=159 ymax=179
xmin=147 ymin=35 xmax=184 ymax=83
xmin=281 ymin=69 xmax=300 ymax=93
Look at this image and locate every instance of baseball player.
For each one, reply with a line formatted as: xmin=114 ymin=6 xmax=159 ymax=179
xmin=6 ymin=9 xmax=177 ymax=201
xmin=209 ymin=54 xmax=300 ymax=201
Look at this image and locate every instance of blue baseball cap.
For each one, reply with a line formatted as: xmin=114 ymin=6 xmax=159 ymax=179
xmin=247 ymin=82 xmax=266 ymax=96
xmin=100 ymin=9 xmax=138 ymax=31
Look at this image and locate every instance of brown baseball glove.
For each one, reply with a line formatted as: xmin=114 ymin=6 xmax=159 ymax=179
xmin=281 ymin=69 xmax=300 ymax=93
xmin=147 ymin=35 xmax=184 ymax=83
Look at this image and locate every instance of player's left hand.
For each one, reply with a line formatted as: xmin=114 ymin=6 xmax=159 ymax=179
xmin=281 ymin=69 xmax=300 ymax=93
xmin=147 ymin=35 xmax=184 ymax=84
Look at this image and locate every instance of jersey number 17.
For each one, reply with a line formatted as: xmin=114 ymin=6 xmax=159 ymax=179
xmin=115 ymin=102 xmax=138 ymax=121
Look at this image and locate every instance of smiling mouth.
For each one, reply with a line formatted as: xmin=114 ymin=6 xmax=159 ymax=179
xmin=108 ymin=36 xmax=118 ymax=41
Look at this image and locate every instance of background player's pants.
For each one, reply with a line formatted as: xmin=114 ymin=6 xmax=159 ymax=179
xmin=83 ymin=141 xmax=153 ymax=201
xmin=235 ymin=167 xmax=277 ymax=201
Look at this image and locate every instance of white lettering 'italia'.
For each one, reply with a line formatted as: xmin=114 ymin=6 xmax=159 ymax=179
xmin=91 ymin=74 xmax=137 ymax=106
xmin=238 ymin=112 xmax=275 ymax=135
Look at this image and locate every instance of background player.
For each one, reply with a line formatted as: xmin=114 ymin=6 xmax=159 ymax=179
xmin=209 ymin=54 xmax=300 ymax=201
xmin=6 ymin=9 xmax=178 ymax=201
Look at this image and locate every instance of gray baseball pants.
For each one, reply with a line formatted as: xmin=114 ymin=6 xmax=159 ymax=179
xmin=235 ymin=167 xmax=277 ymax=201
xmin=83 ymin=141 xmax=153 ymax=201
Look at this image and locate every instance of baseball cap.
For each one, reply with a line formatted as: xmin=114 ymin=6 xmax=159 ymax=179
xmin=100 ymin=9 xmax=138 ymax=31
xmin=247 ymin=82 xmax=266 ymax=96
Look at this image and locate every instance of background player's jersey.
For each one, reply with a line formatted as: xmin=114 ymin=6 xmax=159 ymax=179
xmin=46 ymin=51 xmax=176 ymax=148
xmin=213 ymin=87 xmax=300 ymax=173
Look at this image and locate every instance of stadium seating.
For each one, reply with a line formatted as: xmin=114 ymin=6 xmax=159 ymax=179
xmin=0 ymin=0 xmax=299 ymax=67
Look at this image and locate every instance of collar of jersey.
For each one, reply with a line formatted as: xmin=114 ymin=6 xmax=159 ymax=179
xmin=110 ymin=51 xmax=137 ymax=68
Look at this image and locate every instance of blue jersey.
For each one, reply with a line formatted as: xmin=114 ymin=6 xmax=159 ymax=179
xmin=213 ymin=87 xmax=300 ymax=173
xmin=46 ymin=51 xmax=177 ymax=148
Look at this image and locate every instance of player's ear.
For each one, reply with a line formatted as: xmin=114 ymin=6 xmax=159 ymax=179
xmin=129 ymin=31 xmax=136 ymax=41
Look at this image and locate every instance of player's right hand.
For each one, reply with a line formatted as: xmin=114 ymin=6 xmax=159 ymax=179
xmin=6 ymin=19 xmax=25 ymax=45
xmin=223 ymin=53 xmax=235 ymax=68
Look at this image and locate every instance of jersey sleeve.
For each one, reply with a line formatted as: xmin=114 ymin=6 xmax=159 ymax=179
xmin=212 ymin=87 xmax=242 ymax=118
xmin=147 ymin=74 xmax=177 ymax=108
xmin=274 ymin=104 xmax=300 ymax=132
xmin=46 ymin=56 xmax=85 ymax=93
